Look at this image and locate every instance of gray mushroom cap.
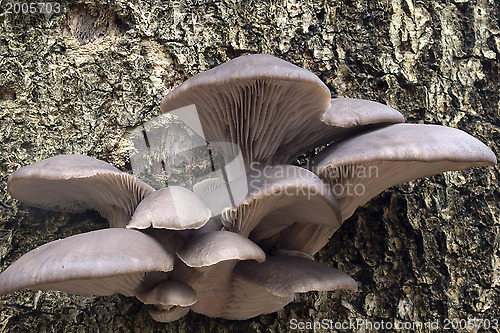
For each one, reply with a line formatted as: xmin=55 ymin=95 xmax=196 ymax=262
xmin=227 ymin=256 xmax=356 ymax=319
xmin=161 ymin=56 xmax=409 ymax=169
xmin=221 ymin=165 xmax=341 ymax=240
xmin=136 ymin=280 xmax=196 ymax=307
xmin=127 ymin=186 xmax=211 ymax=230
xmin=7 ymin=155 xmax=154 ymax=228
xmin=321 ymin=98 xmax=405 ymax=127
xmin=191 ymin=256 xmax=357 ymax=320
xmin=312 ymin=123 xmax=497 ymax=221
xmin=161 ymin=54 xmax=332 ymax=167
xmin=173 ymin=231 xmax=266 ymax=291
xmin=234 ymin=256 xmax=358 ymax=296
xmin=176 ymin=230 xmax=266 ymax=268
xmin=0 ymin=229 xmax=174 ymax=296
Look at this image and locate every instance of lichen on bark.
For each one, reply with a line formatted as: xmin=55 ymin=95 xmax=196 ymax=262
xmin=0 ymin=0 xmax=498 ymax=332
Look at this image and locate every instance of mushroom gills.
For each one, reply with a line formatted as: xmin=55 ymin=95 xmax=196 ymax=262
xmin=191 ymin=256 xmax=357 ymax=320
xmin=136 ymin=279 xmax=197 ymax=322
xmin=221 ymin=165 xmax=341 ymax=239
xmin=0 ymin=229 xmax=174 ymax=296
xmin=7 ymin=155 xmax=154 ymax=228
xmin=161 ymin=54 xmax=333 ymax=168
xmin=312 ymin=123 xmax=498 ymax=221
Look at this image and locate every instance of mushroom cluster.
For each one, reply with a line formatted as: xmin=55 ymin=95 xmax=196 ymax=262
xmin=1 ymin=54 xmax=496 ymax=322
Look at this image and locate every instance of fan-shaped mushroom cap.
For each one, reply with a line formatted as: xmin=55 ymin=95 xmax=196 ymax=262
xmin=227 ymin=256 xmax=356 ymax=319
xmin=0 ymin=229 xmax=174 ymax=296
xmin=127 ymin=186 xmax=211 ymax=230
xmin=321 ymin=98 xmax=405 ymax=127
xmin=235 ymin=256 xmax=358 ymax=295
xmin=173 ymin=231 xmax=265 ymax=290
xmin=191 ymin=256 xmax=357 ymax=320
xmin=161 ymin=54 xmax=332 ymax=167
xmin=259 ymin=222 xmax=337 ymax=256
xmin=136 ymin=280 xmax=196 ymax=307
xmin=7 ymin=155 xmax=154 ymax=228
xmin=176 ymin=231 xmax=266 ymax=267
xmin=221 ymin=165 xmax=341 ymax=239
xmin=161 ymin=56 xmax=409 ymax=169
xmin=312 ymin=123 xmax=498 ymax=221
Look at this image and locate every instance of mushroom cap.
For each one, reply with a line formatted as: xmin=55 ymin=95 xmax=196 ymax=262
xmin=234 ymin=256 xmax=358 ymax=297
xmin=7 ymin=155 xmax=154 ymax=228
xmin=136 ymin=280 xmax=197 ymax=307
xmin=191 ymin=279 xmax=293 ymax=320
xmin=0 ymin=229 xmax=174 ymax=296
xmin=127 ymin=186 xmax=211 ymax=230
xmin=321 ymin=98 xmax=405 ymax=127
xmin=161 ymin=56 xmax=409 ymax=169
xmin=161 ymin=54 xmax=332 ymax=167
xmin=226 ymin=256 xmax=357 ymax=319
xmin=176 ymin=230 xmax=266 ymax=268
xmin=312 ymin=123 xmax=498 ymax=221
xmin=260 ymin=222 xmax=338 ymax=256
xmin=191 ymin=256 xmax=357 ymax=320
xmin=172 ymin=231 xmax=265 ymax=291
xmin=220 ymin=165 xmax=341 ymax=239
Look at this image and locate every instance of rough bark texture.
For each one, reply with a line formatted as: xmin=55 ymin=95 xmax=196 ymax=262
xmin=0 ymin=0 xmax=498 ymax=332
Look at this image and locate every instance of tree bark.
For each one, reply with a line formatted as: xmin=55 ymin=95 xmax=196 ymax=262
xmin=0 ymin=0 xmax=498 ymax=331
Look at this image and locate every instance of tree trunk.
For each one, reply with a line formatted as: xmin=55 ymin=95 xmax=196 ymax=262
xmin=0 ymin=0 xmax=498 ymax=331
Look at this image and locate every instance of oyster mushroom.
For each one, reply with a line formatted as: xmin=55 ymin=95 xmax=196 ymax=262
xmin=176 ymin=231 xmax=266 ymax=268
xmin=127 ymin=186 xmax=211 ymax=230
xmin=311 ymin=123 xmax=498 ymax=221
xmin=1 ymin=54 xmax=497 ymax=325
xmin=214 ymin=165 xmax=341 ymax=256
xmin=321 ymin=97 xmax=405 ymax=127
xmin=173 ymin=230 xmax=266 ymax=290
xmin=0 ymin=229 xmax=174 ymax=296
xmin=191 ymin=256 xmax=357 ymax=319
xmin=7 ymin=155 xmax=154 ymax=228
xmin=160 ymin=55 xmax=405 ymax=170
xmin=136 ymin=280 xmax=197 ymax=322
